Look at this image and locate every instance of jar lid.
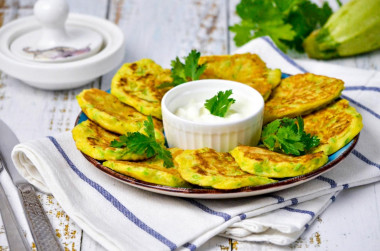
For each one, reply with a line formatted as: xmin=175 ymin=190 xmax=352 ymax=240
xmin=0 ymin=0 xmax=125 ymax=90
xmin=10 ymin=0 xmax=103 ymax=63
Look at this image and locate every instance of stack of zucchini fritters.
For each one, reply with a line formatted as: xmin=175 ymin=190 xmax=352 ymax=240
xmin=72 ymin=54 xmax=363 ymax=190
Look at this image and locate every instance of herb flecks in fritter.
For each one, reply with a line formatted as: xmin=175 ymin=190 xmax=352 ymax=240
xmin=76 ymin=88 xmax=165 ymax=144
xmin=264 ymin=73 xmax=344 ymax=124
xmin=303 ymin=99 xmax=363 ymax=155
xmin=199 ymin=53 xmax=281 ymax=100
xmin=175 ymin=148 xmax=276 ymax=189
xmin=103 ymin=148 xmax=191 ymax=188
xmin=111 ymin=59 xmax=172 ymax=119
xmin=230 ymin=146 xmax=328 ymax=178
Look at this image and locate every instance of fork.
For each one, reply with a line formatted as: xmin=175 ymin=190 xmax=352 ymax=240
xmin=0 ymin=157 xmax=30 ymax=250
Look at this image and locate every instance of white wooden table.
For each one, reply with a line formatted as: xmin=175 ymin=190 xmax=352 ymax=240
xmin=0 ymin=0 xmax=379 ymax=250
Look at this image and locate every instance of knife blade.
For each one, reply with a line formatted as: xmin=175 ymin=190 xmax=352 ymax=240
xmin=0 ymin=119 xmax=63 ymax=251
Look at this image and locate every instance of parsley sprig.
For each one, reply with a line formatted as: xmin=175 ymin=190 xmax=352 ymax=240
xmin=229 ymin=0 xmax=333 ymax=52
xmin=110 ymin=116 xmax=174 ymax=168
xmin=204 ymin=90 xmax=236 ymax=117
xmin=158 ymin=50 xmax=207 ymax=88
xmin=261 ymin=117 xmax=320 ymax=156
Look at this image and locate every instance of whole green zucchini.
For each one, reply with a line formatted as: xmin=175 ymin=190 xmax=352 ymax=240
xmin=303 ymin=0 xmax=380 ymax=59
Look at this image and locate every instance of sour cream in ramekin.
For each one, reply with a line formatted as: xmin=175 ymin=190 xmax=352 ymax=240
xmin=175 ymin=95 xmax=253 ymax=123
xmin=161 ymin=79 xmax=264 ymax=152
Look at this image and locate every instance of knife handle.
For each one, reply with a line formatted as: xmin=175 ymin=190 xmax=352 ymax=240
xmin=18 ymin=183 xmax=63 ymax=251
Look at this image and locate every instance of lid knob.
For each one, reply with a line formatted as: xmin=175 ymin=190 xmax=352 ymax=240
xmin=34 ymin=0 xmax=69 ymax=28
xmin=34 ymin=0 xmax=70 ymax=48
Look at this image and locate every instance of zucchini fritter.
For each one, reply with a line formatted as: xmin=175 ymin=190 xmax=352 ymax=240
xmin=230 ymin=146 xmax=328 ymax=178
xmin=304 ymin=99 xmax=363 ymax=155
xmin=77 ymin=88 xmax=165 ymax=143
xmin=72 ymin=120 xmax=147 ymax=161
xmin=264 ymin=73 xmax=344 ymax=124
xmin=199 ymin=53 xmax=282 ymax=100
xmin=111 ymin=59 xmax=172 ymax=119
xmin=103 ymin=148 xmax=191 ymax=188
xmin=175 ymin=148 xmax=276 ymax=189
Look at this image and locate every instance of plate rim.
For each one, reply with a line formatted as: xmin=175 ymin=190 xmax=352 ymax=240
xmin=74 ymin=112 xmax=359 ymax=198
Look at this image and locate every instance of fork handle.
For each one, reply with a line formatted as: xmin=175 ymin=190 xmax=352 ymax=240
xmin=18 ymin=183 xmax=63 ymax=251
xmin=0 ymin=182 xmax=30 ymax=250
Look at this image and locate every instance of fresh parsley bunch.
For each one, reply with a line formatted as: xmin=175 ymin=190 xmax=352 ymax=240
xmin=230 ymin=0 xmax=333 ymax=52
xmin=110 ymin=116 xmax=174 ymax=168
xmin=204 ymin=89 xmax=236 ymax=117
xmin=261 ymin=117 xmax=320 ymax=156
xmin=158 ymin=50 xmax=207 ymax=88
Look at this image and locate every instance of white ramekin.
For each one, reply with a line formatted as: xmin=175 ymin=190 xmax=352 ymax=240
xmin=161 ymin=79 xmax=264 ymax=152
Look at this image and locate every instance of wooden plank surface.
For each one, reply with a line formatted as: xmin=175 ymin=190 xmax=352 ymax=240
xmin=101 ymin=0 xmax=228 ymax=90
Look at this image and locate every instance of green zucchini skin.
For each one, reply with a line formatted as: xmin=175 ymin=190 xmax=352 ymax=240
xmin=304 ymin=0 xmax=380 ymax=59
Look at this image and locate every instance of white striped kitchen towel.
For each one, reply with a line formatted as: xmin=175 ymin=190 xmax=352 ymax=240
xmin=5 ymin=37 xmax=380 ymax=250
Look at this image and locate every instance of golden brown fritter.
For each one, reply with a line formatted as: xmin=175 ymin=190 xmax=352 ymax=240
xmin=230 ymin=146 xmax=328 ymax=178
xmin=72 ymin=120 xmax=147 ymax=161
xmin=175 ymin=148 xmax=276 ymax=189
xmin=199 ymin=53 xmax=282 ymax=100
xmin=303 ymin=99 xmax=363 ymax=155
xmin=111 ymin=59 xmax=172 ymax=119
xmin=263 ymin=73 xmax=344 ymax=124
xmin=103 ymin=148 xmax=191 ymax=188
xmin=77 ymin=88 xmax=165 ymax=143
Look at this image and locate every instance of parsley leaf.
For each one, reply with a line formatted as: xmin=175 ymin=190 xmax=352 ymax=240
xmin=110 ymin=116 xmax=174 ymax=168
xmin=204 ymin=90 xmax=236 ymax=117
xmin=230 ymin=0 xmax=333 ymax=52
xmin=158 ymin=50 xmax=207 ymax=88
xmin=109 ymin=134 xmax=129 ymax=148
xmin=261 ymin=117 xmax=320 ymax=156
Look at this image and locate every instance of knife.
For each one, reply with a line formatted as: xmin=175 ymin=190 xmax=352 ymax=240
xmin=0 ymin=119 xmax=63 ymax=251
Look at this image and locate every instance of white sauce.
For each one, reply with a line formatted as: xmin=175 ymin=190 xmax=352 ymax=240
xmin=175 ymin=97 xmax=252 ymax=123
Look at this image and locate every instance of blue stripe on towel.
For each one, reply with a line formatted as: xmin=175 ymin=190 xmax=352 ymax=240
xmin=183 ymin=199 xmax=231 ymax=221
xmin=270 ymin=194 xmax=285 ymax=203
xmin=48 ymin=136 xmax=177 ymax=251
xmin=352 ymin=149 xmax=380 ymax=170
xmin=262 ymin=37 xmax=307 ymax=73
xmin=291 ymin=198 xmax=298 ymax=205
xmin=342 ymin=94 xmax=380 ymax=119
xmin=283 ymin=207 xmax=315 ymax=218
xmin=343 ymin=184 xmax=349 ymax=189
xmin=183 ymin=242 xmax=197 ymax=251
xmin=305 ymin=224 xmax=310 ymax=230
xmin=345 ymin=86 xmax=380 ymax=93
xmin=239 ymin=213 xmax=247 ymax=220
xmin=316 ymin=176 xmax=337 ymax=188
xmin=331 ymin=196 xmax=336 ymax=202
